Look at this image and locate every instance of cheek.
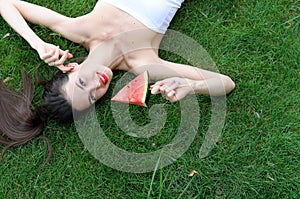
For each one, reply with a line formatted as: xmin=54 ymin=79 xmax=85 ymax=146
xmin=96 ymin=88 xmax=108 ymax=99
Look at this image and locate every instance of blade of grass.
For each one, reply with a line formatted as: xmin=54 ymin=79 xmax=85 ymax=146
xmin=177 ymin=176 xmax=195 ymax=199
xmin=147 ymin=155 xmax=161 ymax=199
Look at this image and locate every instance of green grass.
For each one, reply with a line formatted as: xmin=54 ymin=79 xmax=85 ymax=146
xmin=0 ymin=0 xmax=299 ymax=198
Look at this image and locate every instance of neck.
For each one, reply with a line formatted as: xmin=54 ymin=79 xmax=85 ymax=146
xmin=86 ymin=38 xmax=123 ymax=70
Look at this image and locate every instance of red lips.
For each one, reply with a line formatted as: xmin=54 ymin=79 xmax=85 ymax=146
xmin=97 ymin=72 xmax=109 ymax=85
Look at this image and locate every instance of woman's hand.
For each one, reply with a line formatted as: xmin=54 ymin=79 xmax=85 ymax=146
xmin=150 ymin=77 xmax=195 ymax=102
xmin=36 ymin=42 xmax=74 ymax=72
xmin=56 ymin=62 xmax=79 ymax=73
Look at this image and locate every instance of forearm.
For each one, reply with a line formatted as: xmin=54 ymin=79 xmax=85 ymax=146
xmin=151 ymin=75 xmax=235 ymax=103
xmin=157 ymin=59 xmax=235 ymax=96
xmin=0 ymin=0 xmax=44 ymax=50
xmin=189 ymin=75 xmax=235 ymax=96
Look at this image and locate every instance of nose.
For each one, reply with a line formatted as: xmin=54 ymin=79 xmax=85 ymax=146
xmin=85 ymin=79 xmax=101 ymax=93
xmin=96 ymin=80 xmax=101 ymax=89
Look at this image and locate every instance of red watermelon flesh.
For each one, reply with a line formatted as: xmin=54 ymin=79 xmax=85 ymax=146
xmin=111 ymin=71 xmax=149 ymax=107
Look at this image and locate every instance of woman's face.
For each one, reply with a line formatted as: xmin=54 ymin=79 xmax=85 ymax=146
xmin=63 ymin=63 xmax=113 ymax=111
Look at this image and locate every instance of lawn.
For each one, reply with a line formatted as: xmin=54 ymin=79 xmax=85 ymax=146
xmin=0 ymin=0 xmax=299 ymax=198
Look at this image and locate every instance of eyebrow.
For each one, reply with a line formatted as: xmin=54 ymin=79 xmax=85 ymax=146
xmin=75 ymin=81 xmax=93 ymax=105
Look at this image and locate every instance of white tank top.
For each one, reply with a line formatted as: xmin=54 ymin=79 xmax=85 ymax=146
xmin=102 ymin=0 xmax=184 ymax=34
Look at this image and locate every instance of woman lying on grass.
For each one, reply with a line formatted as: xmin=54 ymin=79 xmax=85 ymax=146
xmin=0 ymin=0 xmax=235 ymax=161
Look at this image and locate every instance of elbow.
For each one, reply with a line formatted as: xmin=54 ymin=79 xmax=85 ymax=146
xmin=223 ymin=75 xmax=235 ymax=94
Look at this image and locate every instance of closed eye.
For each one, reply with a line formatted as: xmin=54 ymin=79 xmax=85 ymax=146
xmin=89 ymin=93 xmax=97 ymax=105
xmin=79 ymin=78 xmax=86 ymax=87
xmin=90 ymin=93 xmax=96 ymax=101
xmin=75 ymin=79 xmax=93 ymax=105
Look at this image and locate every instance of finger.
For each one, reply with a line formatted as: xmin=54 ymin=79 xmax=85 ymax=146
xmin=53 ymin=46 xmax=60 ymax=60
xmin=167 ymin=96 xmax=178 ymax=103
xmin=44 ymin=49 xmax=59 ymax=63
xmin=48 ymin=62 xmax=56 ymax=66
xmin=67 ymin=52 xmax=73 ymax=58
xmin=65 ymin=62 xmax=78 ymax=68
xmin=166 ymin=92 xmax=179 ymax=103
xmin=55 ymin=65 xmax=68 ymax=73
xmin=150 ymin=82 xmax=165 ymax=94
xmin=40 ymin=50 xmax=54 ymax=61
xmin=58 ymin=48 xmax=73 ymax=59
xmin=56 ymin=64 xmax=76 ymax=73
xmin=45 ymin=56 xmax=58 ymax=65
xmin=46 ymin=47 xmax=61 ymax=64
xmin=166 ymin=90 xmax=176 ymax=98
xmin=167 ymin=81 xmax=180 ymax=91
xmin=151 ymin=82 xmax=164 ymax=87
xmin=56 ymin=50 xmax=69 ymax=66
xmin=159 ymin=85 xmax=169 ymax=94
xmin=64 ymin=63 xmax=76 ymax=72
xmin=150 ymin=85 xmax=160 ymax=94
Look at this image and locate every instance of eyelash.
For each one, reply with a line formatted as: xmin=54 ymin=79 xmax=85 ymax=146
xmin=90 ymin=93 xmax=96 ymax=101
xmin=79 ymin=78 xmax=86 ymax=86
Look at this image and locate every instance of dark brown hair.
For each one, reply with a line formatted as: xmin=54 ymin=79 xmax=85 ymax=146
xmin=0 ymin=70 xmax=73 ymax=164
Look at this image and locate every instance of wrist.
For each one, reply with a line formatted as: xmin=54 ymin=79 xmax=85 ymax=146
xmin=30 ymin=38 xmax=44 ymax=51
xmin=189 ymin=79 xmax=203 ymax=94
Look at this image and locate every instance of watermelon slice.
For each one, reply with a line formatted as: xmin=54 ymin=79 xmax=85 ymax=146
xmin=111 ymin=71 xmax=149 ymax=107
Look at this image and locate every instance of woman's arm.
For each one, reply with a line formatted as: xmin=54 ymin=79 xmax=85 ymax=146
xmin=126 ymin=50 xmax=235 ymax=102
xmin=0 ymin=0 xmax=45 ymax=50
xmin=0 ymin=0 xmax=90 ymax=44
xmin=0 ymin=0 xmax=79 ymax=67
xmin=151 ymin=59 xmax=235 ymax=96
